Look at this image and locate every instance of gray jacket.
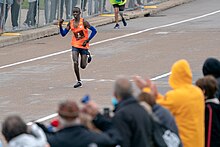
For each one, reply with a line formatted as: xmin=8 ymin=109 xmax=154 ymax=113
xmin=8 ymin=124 xmax=48 ymax=147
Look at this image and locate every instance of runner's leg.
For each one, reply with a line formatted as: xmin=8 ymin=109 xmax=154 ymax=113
xmin=114 ymin=6 xmax=120 ymax=28
xmin=119 ymin=5 xmax=127 ymax=26
xmin=80 ymin=54 xmax=88 ymax=69
xmin=72 ymin=50 xmax=80 ymax=81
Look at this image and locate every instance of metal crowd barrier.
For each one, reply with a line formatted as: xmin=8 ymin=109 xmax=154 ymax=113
xmin=0 ymin=0 xmax=168 ymax=34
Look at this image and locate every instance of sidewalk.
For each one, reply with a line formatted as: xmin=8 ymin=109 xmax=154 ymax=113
xmin=0 ymin=0 xmax=193 ymax=48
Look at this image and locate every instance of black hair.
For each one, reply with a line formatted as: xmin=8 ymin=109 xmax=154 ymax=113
xmin=72 ymin=7 xmax=81 ymax=13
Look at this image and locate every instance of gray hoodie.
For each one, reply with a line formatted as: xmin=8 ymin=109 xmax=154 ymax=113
xmin=8 ymin=124 xmax=48 ymax=147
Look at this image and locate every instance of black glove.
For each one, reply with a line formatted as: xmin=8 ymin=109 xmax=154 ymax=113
xmin=59 ymin=19 xmax=64 ymax=26
xmin=82 ymin=39 xmax=89 ymax=47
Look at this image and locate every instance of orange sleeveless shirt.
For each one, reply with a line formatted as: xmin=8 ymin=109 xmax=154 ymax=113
xmin=70 ymin=18 xmax=89 ymax=49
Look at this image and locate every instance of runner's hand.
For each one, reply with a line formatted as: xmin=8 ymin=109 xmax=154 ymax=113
xmin=58 ymin=19 xmax=64 ymax=26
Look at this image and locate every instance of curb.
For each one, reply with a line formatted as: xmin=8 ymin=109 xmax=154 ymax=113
xmin=0 ymin=0 xmax=193 ymax=48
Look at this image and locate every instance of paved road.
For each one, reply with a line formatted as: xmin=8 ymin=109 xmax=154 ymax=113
xmin=0 ymin=0 xmax=220 ymax=128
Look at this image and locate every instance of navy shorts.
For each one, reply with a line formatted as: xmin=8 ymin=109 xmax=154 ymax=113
xmin=72 ymin=46 xmax=89 ymax=55
xmin=113 ymin=4 xmax=125 ymax=11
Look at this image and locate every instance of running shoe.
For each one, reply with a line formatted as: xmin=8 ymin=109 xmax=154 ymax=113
xmin=122 ymin=18 xmax=127 ymax=26
xmin=114 ymin=23 xmax=120 ymax=29
xmin=88 ymin=55 xmax=92 ymax=63
xmin=87 ymin=51 xmax=92 ymax=63
xmin=74 ymin=81 xmax=82 ymax=88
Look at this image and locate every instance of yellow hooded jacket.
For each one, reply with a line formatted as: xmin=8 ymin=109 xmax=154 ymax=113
xmin=157 ymin=60 xmax=204 ymax=147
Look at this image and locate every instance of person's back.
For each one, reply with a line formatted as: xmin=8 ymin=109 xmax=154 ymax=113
xmin=203 ymin=57 xmax=220 ymax=99
xmin=8 ymin=132 xmax=46 ymax=147
xmin=152 ymin=104 xmax=179 ymax=134
xmin=138 ymin=92 xmax=179 ymax=135
xmin=46 ymin=123 xmax=120 ymax=147
xmin=196 ymin=75 xmax=220 ymax=147
xmin=113 ymin=97 xmax=153 ymax=147
xmin=112 ymin=78 xmax=153 ymax=147
xmin=205 ymin=100 xmax=220 ymax=147
xmin=2 ymin=115 xmax=48 ymax=147
xmin=157 ymin=59 xmax=205 ymax=147
xmin=39 ymin=100 xmax=121 ymax=147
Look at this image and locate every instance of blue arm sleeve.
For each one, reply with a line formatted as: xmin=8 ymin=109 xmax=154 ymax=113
xmin=60 ymin=27 xmax=69 ymax=37
xmin=88 ymin=26 xmax=97 ymax=41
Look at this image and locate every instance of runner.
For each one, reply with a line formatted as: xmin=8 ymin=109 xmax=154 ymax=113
xmin=59 ymin=7 xmax=97 ymax=88
xmin=110 ymin=0 xmax=127 ymax=29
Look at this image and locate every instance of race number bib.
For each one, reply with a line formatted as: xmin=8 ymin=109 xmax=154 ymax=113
xmin=74 ymin=30 xmax=85 ymax=40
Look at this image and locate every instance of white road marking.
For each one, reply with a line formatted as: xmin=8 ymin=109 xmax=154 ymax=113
xmin=1 ymin=9 xmax=220 ymax=70
xmin=151 ymin=72 xmax=171 ymax=81
xmin=155 ymin=32 xmax=169 ymax=35
xmin=81 ymin=79 xmax=95 ymax=82
xmin=2 ymin=9 xmax=218 ymax=124
xmin=99 ymin=79 xmax=115 ymax=82
xmin=27 ymin=72 xmax=171 ymax=125
xmin=27 ymin=113 xmax=58 ymax=125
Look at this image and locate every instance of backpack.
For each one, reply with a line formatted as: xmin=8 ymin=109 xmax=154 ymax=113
xmin=151 ymin=114 xmax=182 ymax=147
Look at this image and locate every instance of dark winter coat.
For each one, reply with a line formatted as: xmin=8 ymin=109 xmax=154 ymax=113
xmin=39 ymin=114 xmax=122 ymax=147
xmin=152 ymin=104 xmax=179 ymax=134
xmin=112 ymin=97 xmax=153 ymax=147
xmin=205 ymin=98 xmax=220 ymax=147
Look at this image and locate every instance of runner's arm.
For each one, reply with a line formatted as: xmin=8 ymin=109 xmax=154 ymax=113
xmin=59 ymin=19 xmax=70 ymax=37
xmin=84 ymin=20 xmax=97 ymax=41
xmin=88 ymin=26 xmax=97 ymax=41
xmin=82 ymin=20 xmax=97 ymax=46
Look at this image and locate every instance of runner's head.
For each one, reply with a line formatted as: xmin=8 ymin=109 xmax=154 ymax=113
xmin=72 ymin=7 xmax=81 ymax=19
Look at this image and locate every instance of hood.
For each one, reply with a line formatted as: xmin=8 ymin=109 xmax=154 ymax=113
xmin=202 ymin=58 xmax=220 ymax=78
xmin=8 ymin=134 xmax=46 ymax=147
xmin=8 ymin=124 xmax=47 ymax=147
xmin=169 ymin=59 xmax=192 ymax=89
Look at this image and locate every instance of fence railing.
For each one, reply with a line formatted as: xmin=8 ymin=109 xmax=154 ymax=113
xmin=0 ymin=0 xmax=168 ymax=34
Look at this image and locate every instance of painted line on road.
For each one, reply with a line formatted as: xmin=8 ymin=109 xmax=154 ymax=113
xmin=1 ymin=9 xmax=220 ymax=70
xmin=27 ymin=113 xmax=58 ymax=125
xmin=27 ymin=72 xmax=171 ymax=125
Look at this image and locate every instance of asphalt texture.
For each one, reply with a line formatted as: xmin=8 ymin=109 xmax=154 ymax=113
xmin=0 ymin=0 xmax=220 ymax=144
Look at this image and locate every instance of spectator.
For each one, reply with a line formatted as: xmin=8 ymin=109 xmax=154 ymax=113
xmin=138 ymin=91 xmax=180 ymax=136
xmin=38 ymin=100 xmax=122 ymax=147
xmin=134 ymin=59 xmax=205 ymax=147
xmin=98 ymin=0 xmax=108 ymax=13
xmin=196 ymin=75 xmax=220 ymax=147
xmin=59 ymin=0 xmax=71 ymax=19
xmin=49 ymin=0 xmax=57 ymax=22
xmin=11 ymin=0 xmax=21 ymax=30
xmin=44 ymin=0 xmax=49 ymax=24
xmin=0 ymin=0 xmax=13 ymax=33
xmin=72 ymin=0 xmax=77 ymax=8
xmin=202 ymin=57 xmax=220 ymax=99
xmin=49 ymin=0 xmax=72 ymax=23
xmin=112 ymin=77 xmax=153 ymax=147
xmin=81 ymin=0 xmax=87 ymax=11
xmin=2 ymin=115 xmax=49 ymax=147
xmin=23 ymin=0 xmax=37 ymax=27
